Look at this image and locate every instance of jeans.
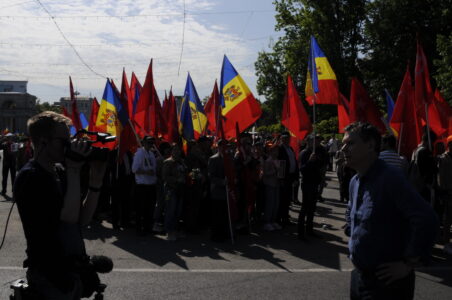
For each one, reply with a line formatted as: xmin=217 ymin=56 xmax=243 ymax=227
xmin=164 ymin=187 xmax=184 ymax=232
xmin=350 ymin=268 xmax=415 ymax=300
xmin=264 ymin=185 xmax=280 ymax=223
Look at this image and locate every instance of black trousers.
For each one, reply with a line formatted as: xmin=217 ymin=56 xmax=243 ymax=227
xmin=133 ymin=184 xmax=156 ymax=232
xmin=350 ymin=269 xmax=415 ymax=300
xmin=278 ymin=176 xmax=296 ymax=224
xmin=298 ymin=182 xmax=319 ymax=235
xmin=2 ymin=162 xmax=16 ymax=192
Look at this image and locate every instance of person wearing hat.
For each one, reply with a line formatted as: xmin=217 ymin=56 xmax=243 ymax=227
xmin=1 ymin=132 xmax=17 ymax=196
xmin=131 ymin=136 xmax=157 ymax=236
xmin=438 ymin=135 xmax=452 ymax=255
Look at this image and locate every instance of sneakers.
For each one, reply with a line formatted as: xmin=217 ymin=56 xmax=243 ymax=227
xmin=444 ymin=243 xmax=452 ymax=255
xmin=167 ymin=232 xmax=177 ymax=241
xmin=272 ymin=223 xmax=282 ymax=230
xmin=152 ymin=223 xmax=164 ymax=233
xmin=263 ymin=223 xmax=275 ymax=231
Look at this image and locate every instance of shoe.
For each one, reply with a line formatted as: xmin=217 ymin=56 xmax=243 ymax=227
xmin=307 ymin=231 xmax=322 ymax=238
xmin=152 ymin=223 xmax=164 ymax=233
xmin=444 ymin=244 xmax=452 ymax=255
xmin=263 ymin=223 xmax=275 ymax=231
xmin=167 ymin=232 xmax=177 ymax=241
xmin=272 ymin=223 xmax=282 ymax=230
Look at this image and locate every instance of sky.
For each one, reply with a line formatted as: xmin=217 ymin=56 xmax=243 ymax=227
xmin=0 ymin=0 xmax=283 ymax=103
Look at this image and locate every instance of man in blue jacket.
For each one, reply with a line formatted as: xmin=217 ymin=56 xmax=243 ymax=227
xmin=342 ymin=122 xmax=439 ymax=299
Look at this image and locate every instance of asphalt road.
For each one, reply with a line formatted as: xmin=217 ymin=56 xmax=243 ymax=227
xmin=0 ymin=161 xmax=451 ymax=299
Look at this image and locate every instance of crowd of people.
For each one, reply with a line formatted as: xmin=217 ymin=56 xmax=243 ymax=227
xmin=2 ymin=111 xmax=451 ymax=299
xmin=1 ymin=122 xmax=451 ymax=249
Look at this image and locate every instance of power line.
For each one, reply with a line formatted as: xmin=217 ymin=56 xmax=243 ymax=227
xmin=0 ymin=9 xmax=274 ymax=19
xmin=33 ymin=0 xmax=106 ymax=79
xmin=177 ymin=0 xmax=186 ymax=76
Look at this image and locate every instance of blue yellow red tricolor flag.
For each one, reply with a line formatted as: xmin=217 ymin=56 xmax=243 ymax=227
xmin=181 ymin=73 xmax=208 ymax=139
xmin=305 ymin=36 xmax=340 ymax=105
xmin=96 ymin=79 xmax=128 ymax=138
xmin=79 ymin=112 xmax=89 ymax=130
xmin=219 ymin=55 xmax=262 ymax=139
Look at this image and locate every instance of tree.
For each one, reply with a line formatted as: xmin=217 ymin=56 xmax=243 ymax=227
xmin=361 ymin=0 xmax=452 ymax=104
xmin=255 ymin=0 xmax=366 ymax=125
xmin=36 ymin=100 xmax=61 ymax=113
xmin=434 ymin=33 xmax=452 ymax=103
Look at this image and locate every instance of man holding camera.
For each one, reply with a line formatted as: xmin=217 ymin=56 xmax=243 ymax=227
xmin=14 ymin=111 xmax=107 ymax=300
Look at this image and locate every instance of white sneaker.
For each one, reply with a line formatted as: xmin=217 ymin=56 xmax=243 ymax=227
xmin=263 ymin=223 xmax=274 ymax=231
xmin=272 ymin=223 xmax=282 ymax=230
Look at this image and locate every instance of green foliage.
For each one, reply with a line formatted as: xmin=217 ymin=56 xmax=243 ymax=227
xmin=316 ymin=116 xmax=338 ymax=136
xmin=255 ymin=0 xmax=452 ymax=127
xmin=36 ymin=101 xmax=61 ymax=113
xmin=256 ymin=123 xmax=284 ymax=134
xmin=434 ymin=33 xmax=452 ymax=103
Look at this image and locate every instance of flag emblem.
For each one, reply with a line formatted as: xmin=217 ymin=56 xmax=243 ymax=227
xmin=224 ymin=85 xmax=242 ymax=102
xmin=100 ymin=109 xmax=119 ymax=129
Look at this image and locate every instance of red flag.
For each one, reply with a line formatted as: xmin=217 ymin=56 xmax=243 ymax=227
xmin=130 ymin=72 xmax=142 ymax=118
xmin=204 ymin=81 xmax=224 ymax=137
xmin=281 ymin=74 xmax=312 ymax=141
xmin=428 ymin=89 xmax=452 ymax=137
xmin=88 ymin=97 xmax=100 ymax=131
xmin=162 ymin=91 xmax=169 ymax=121
xmin=390 ymin=66 xmax=422 ymax=158
xmin=120 ymin=69 xmax=134 ymax=119
xmin=414 ymin=41 xmax=434 ymax=118
xmin=118 ymin=70 xmax=138 ymax=160
xmin=337 ymin=93 xmax=351 ymax=133
xmin=163 ymin=89 xmax=180 ymax=143
xmin=69 ymin=76 xmax=83 ymax=131
xmin=349 ymin=78 xmax=386 ymax=133
xmin=134 ymin=61 xmax=153 ymax=137
xmin=62 ymin=106 xmax=70 ymax=118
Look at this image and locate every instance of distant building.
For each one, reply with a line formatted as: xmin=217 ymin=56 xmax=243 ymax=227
xmin=59 ymin=96 xmax=93 ymax=120
xmin=0 ymin=80 xmax=37 ymax=133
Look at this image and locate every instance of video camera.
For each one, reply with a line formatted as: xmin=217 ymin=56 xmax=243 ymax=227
xmin=10 ymin=255 xmax=113 ymax=300
xmin=65 ymin=130 xmax=116 ymax=162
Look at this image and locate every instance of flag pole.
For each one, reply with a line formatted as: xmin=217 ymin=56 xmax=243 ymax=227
xmin=397 ymin=123 xmax=404 ymax=155
xmin=313 ymin=94 xmax=317 ymax=154
xmin=225 ymin=177 xmax=235 ymax=245
xmin=425 ymin=103 xmax=432 ymax=151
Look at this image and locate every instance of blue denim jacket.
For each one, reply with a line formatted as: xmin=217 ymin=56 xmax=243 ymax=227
xmin=347 ymin=159 xmax=439 ymax=270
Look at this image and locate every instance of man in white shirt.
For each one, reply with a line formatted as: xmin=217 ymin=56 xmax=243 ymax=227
xmin=132 ymin=136 xmax=157 ymax=236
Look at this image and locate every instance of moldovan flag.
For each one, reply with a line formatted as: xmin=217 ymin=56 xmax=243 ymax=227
xmin=183 ymin=73 xmax=208 ymax=139
xmin=349 ymin=78 xmax=386 ymax=133
xmin=390 ymin=66 xmax=422 ymax=158
xmin=220 ymin=55 xmax=262 ymax=138
xmin=96 ymin=79 xmax=128 ymax=138
xmin=305 ymin=36 xmax=340 ymax=105
xmin=338 ymin=93 xmax=351 ymax=133
xmin=281 ymin=74 xmax=312 ymax=141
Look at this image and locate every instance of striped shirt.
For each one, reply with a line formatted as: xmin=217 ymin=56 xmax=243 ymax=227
xmin=379 ymin=150 xmax=408 ymax=173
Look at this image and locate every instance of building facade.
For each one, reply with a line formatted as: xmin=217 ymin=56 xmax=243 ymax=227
xmin=59 ymin=96 xmax=93 ymax=120
xmin=0 ymin=81 xmax=37 ymax=133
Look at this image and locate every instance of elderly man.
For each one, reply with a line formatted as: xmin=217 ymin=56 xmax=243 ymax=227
xmin=342 ymin=122 xmax=438 ymax=299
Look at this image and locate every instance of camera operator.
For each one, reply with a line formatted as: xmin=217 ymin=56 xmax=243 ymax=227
xmin=13 ymin=111 xmax=108 ymax=300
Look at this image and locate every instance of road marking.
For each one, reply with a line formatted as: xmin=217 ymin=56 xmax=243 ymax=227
xmin=1 ymin=266 xmax=452 ymax=273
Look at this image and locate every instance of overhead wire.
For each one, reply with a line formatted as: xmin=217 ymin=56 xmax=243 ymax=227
xmin=177 ymin=0 xmax=186 ymax=76
xmin=32 ymin=0 xmax=106 ymax=79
